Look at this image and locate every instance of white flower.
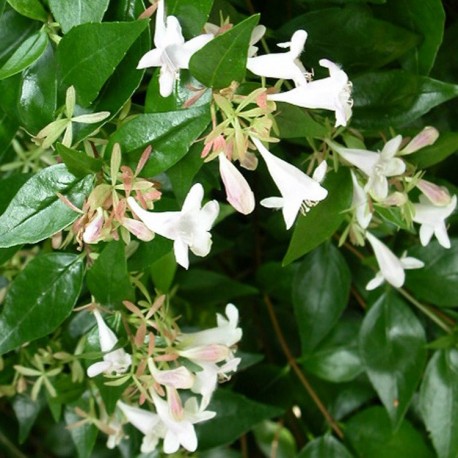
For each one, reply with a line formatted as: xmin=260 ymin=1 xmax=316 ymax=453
xmin=413 ymin=195 xmax=456 ymax=249
xmin=268 ymin=59 xmax=352 ymax=127
xmin=87 ymin=311 xmax=132 ymax=378
xmin=137 ymin=0 xmax=213 ymax=97
xmin=251 ymin=137 xmax=328 ymax=229
xmin=416 ymin=179 xmax=452 ymax=207
xmin=328 ymin=136 xmax=406 ymax=200
xmin=247 ymin=30 xmax=309 ymax=87
xmin=117 ymin=401 xmax=165 ymax=453
xmin=148 ymin=359 xmax=194 ymax=389
xmin=127 ymin=183 xmax=219 ymax=269
xmin=365 ymin=232 xmax=424 ymax=290
xmin=218 ymin=153 xmax=255 ymax=215
xmin=152 ymin=391 xmax=216 ymax=454
xmin=248 ymin=25 xmax=267 ymax=57
xmin=351 ymin=170 xmax=372 ymax=229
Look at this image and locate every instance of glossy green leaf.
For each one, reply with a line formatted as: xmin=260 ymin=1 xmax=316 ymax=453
xmin=298 ymin=436 xmax=353 ymax=458
xmin=275 ymin=103 xmax=328 ymax=139
xmin=352 ymin=70 xmax=458 ymax=129
xmin=57 ymin=20 xmax=149 ymax=106
xmin=128 ymin=237 xmax=174 ymax=271
xmin=0 ymin=107 xmax=18 ymax=156
xmin=359 ymin=292 xmax=426 ymax=427
xmin=12 ymin=395 xmax=43 ymax=443
xmin=420 ymin=350 xmax=458 ymax=458
xmin=0 ymin=253 xmax=84 ymax=355
xmin=409 ymin=132 xmax=458 ymax=168
xmin=168 ymin=0 xmax=214 ymax=38
xmin=0 ymin=164 xmax=93 ymax=248
xmin=56 ymin=143 xmax=102 ymax=177
xmin=108 ymin=104 xmax=210 ymax=176
xmin=86 ymin=240 xmax=135 ymax=308
xmin=6 ymin=0 xmax=47 ymax=21
xmin=0 ymin=173 xmax=32 ymax=213
xmin=253 ymin=421 xmax=297 ymax=458
xmin=17 ymin=41 xmax=57 ymax=133
xmin=189 ymin=14 xmax=259 ymax=89
xmin=64 ymin=405 xmax=98 ymax=458
xmin=405 ymin=239 xmax=458 ymax=307
xmin=150 ymin=250 xmax=177 ymax=293
xmin=0 ymin=30 xmax=48 ymax=80
xmin=49 ymin=0 xmax=110 ymax=33
xmin=283 ymin=168 xmax=352 ymax=265
xmin=197 ymin=389 xmax=283 ymax=450
xmin=346 ymin=406 xmax=433 ymax=458
xmin=278 ymin=5 xmax=418 ymax=71
xmin=292 ymin=242 xmax=351 ymax=354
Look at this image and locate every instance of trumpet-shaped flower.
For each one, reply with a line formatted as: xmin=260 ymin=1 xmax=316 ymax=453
xmin=87 ymin=311 xmax=132 ymax=378
xmin=328 ymin=136 xmax=406 ymax=200
xmin=148 ymin=359 xmax=194 ymax=389
xmin=128 ymin=183 xmax=219 ymax=269
xmin=365 ymin=232 xmax=424 ymax=290
xmin=137 ymin=0 xmax=213 ymax=97
xmin=351 ymin=171 xmax=372 ymax=229
xmin=247 ymin=30 xmax=309 ymax=87
xmin=252 ymin=137 xmax=328 ymax=229
xmin=218 ymin=153 xmax=255 ymax=215
xmin=413 ymin=195 xmax=457 ymax=249
xmin=268 ymin=59 xmax=352 ymax=127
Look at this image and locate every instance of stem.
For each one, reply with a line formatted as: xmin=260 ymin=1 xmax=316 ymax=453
xmin=263 ymin=294 xmax=344 ymax=438
xmin=0 ymin=430 xmax=27 ymax=458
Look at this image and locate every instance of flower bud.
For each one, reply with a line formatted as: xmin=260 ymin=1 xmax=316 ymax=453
xmin=416 ymin=179 xmax=452 ymax=206
xmin=400 ymin=126 xmax=439 ymax=155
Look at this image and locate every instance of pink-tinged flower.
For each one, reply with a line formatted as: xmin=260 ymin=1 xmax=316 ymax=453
xmin=117 ymin=401 xmax=165 ymax=453
xmin=218 ymin=153 xmax=255 ymax=215
xmin=137 ymin=0 xmax=213 ymax=97
xmin=351 ymin=171 xmax=372 ymax=229
xmin=416 ymin=179 xmax=452 ymax=207
xmin=128 ymin=184 xmax=219 ymax=269
xmin=247 ymin=30 xmax=309 ymax=87
xmin=148 ymin=359 xmax=194 ymax=389
xmin=328 ymin=136 xmax=405 ymax=200
xmin=268 ymin=59 xmax=352 ymax=127
xmin=82 ymin=208 xmax=104 ymax=244
xmin=151 ymin=391 xmax=216 ymax=454
xmin=413 ymin=195 xmax=457 ymax=249
xmin=400 ymin=126 xmax=439 ymax=155
xmin=87 ymin=311 xmax=132 ymax=378
xmin=365 ymin=232 xmax=424 ymax=290
xmin=252 ymin=137 xmax=328 ymax=229
xmin=121 ymin=217 xmax=154 ymax=242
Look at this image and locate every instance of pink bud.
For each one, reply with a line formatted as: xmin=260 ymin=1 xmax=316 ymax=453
xmin=179 ymin=344 xmax=229 ymax=363
xmin=401 ymin=127 xmax=439 ymax=155
xmin=166 ymin=387 xmax=184 ymax=421
xmin=122 ymin=217 xmax=154 ymax=241
xmin=416 ymin=179 xmax=452 ymax=206
xmin=82 ymin=209 xmax=104 ymax=244
xmin=382 ymin=192 xmax=407 ymax=206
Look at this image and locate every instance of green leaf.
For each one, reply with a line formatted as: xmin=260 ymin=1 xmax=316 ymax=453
xmin=0 ymin=173 xmax=32 ymax=213
xmin=405 ymin=239 xmax=458 ymax=307
xmin=298 ymin=436 xmax=353 ymax=458
xmin=57 ymin=20 xmax=149 ymax=107
xmin=409 ymin=131 xmax=458 ymax=169
xmin=292 ymin=242 xmax=351 ymax=354
xmin=189 ymin=14 xmax=259 ymax=89
xmin=0 ymin=253 xmax=84 ymax=355
xmin=346 ymin=406 xmax=433 ymax=458
xmin=197 ymin=389 xmax=283 ymax=450
xmin=253 ymin=421 xmax=297 ymax=458
xmin=86 ymin=240 xmax=135 ymax=308
xmin=6 ymin=0 xmax=47 ymax=21
xmin=352 ymin=70 xmax=458 ymax=130
xmin=283 ymin=168 xmax=352 ymax=265
xmin=64 ymin=404 xmax=98 ymax=458
xmin=275 ymin=103 xmax=328 ymax=139
xmin=0 ymin=30 xmax=48 ymax=80
xmin=128 ymin=238 xmax=174 ymax=271
xmin=108 ymin=105 xmax=210 ymax=176
xmin=420 ymin=350 xmax=458 ymax=458
xmin=49 ymin=0 xmax=110 ymax=34
xmin=56 ymin=143 xmax=102 ymax=177
xmin=278 ymin=5 xmax=418 ymax=71
xmin=359 ymin=292 xmax=426 ymax=428
xmin=167 ymin=0 xmax=214 ymax=38
xmin=12 ymin=395 xmax=44 ymax=443
xmin=150 ymin=250 xmax=177 ymax=293
xmin=0 ymin=107 xmax=18 ymax=156
xmin=0 ymin=164 xmax=93 ymax=248
xmin=17 ymin=41 xmax=57 ymax=134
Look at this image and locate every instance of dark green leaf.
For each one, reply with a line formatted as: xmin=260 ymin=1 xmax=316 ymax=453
xmin=56 ymin=143 xmax=102 ymax=177
xmin=128 ymin=237 xmax=174 ymax=271
xmin=346 ymin=406 xmax=433 ymax=458
xmin=167 ymin=0 xmax=214 ymax=38
xmin=359 ymin=292 xmax=426 ymax=427
xmin=12 ymin=395 xmax=43 ymax=443
xmin=64 ymin=405 xmax=98 ymax=458
xmin=189 ymin=14 xmax=259 ymax=89
xmin=197 ymin=389 xmax=283 ymax=450
xmin=405 ymin=239 xmax=458 ymax=307
xmin=108 ymin=105 xmax=210 ymax=176
xmin=283 ymin=168 xmax=352 ymax=265
xmin=0 ymin=172 xmax=32 ymax=213
xmin=298 ymin=436 xmax=353 ymax=458
xmin=0 ymin=107 xmax=18 ymax=156
xmin=0 ymin=164 xmax=93 ymax=248
xmin=420 ymin=350 xmax=458 ymax=458
xmin=275 ymin=103 xmax=328 ymax=139
xmin=253 ymin=421 xmax=297 ymax=458
xmin=57 ymin=20 xmax=149 ymax=106
xmin=0 ymin=253 xmax=84 ymax=355
xmin=292 ymin=242 xmax=351 ymax=354
xmin=49 ymin=0 xmax=110 ymax=33
xmin=0 ymin=30 xmax=48 ymax=80
xmin=352 ymin=70 xmax=458 ymax=130
xmin=150 ymin=250 xmax=177 ymax=293
xmin=86 ymin=240 xmax=135 ymax=308
xmin=409 ymin=132 xmax=458 ymax=169
xmin=6 ymin=0 xmax=47 ymax=21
